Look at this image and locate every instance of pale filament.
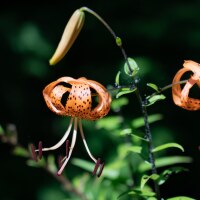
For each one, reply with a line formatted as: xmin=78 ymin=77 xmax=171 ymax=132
xmin=57 ymin=118 xmax=78 ymax=175
xmin=35 ymin=118 xmax=74 ymax=152
xmin=78 ymin=119 xmax=97 ymax=163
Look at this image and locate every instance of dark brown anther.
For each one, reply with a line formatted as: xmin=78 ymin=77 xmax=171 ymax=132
xmin=30 ymin=144 xmax=37 ymax=161
xmin=66 ymin=140 xmax=70 ymax=158
xmin=92 ymin=158 xmax=101 ymax=176
xmin=58 ymin=155 xmax=63 ymax=169
xmin=97 ymin=162 xmax=105 ymax=177
xmin=38 ymin=141 xmax=43 ymax=159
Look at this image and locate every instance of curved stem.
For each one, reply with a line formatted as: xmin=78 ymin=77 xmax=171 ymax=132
xmin=80 ymin=7 xmax=133 ymax=76
xmin=160 ymin=80 xmax=187 ymax=92
xmin=146 ymin=80 xmax=187 ymax=104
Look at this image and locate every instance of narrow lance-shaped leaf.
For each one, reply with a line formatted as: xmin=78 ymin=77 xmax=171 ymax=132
xmin=115 ymin=71 xmax=121 ymax=86
xmin=147 ymin=83 xmax=160 ymax=92
xmin=139 ymin=156 xmax=192 ymax=172
xmin=152 ymin=143 xmax=184 ymax=153
xmin=116 ymin=87 xmax=137 ymax=98
xmin=117 ymin=189 xmax=156 ymax=199
xmin=146 ymin=94 xmax=166 ymax=106
xmin=167 ymin=197 xmax=196 ymax=200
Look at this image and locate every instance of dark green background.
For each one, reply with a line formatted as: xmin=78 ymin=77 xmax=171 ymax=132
xmin=0 ymin=1 xmax=199 ymax=199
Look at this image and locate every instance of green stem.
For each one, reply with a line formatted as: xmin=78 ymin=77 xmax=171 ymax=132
xmin=146 ymin=80 xmax=187 ymax=103
xmin=81 ymin=7 xmax=161 ymax=199
xmin=80 ymin=7 xmax=133 ymax=76
xmin=159 ymin=80 xmax=187 ymax=92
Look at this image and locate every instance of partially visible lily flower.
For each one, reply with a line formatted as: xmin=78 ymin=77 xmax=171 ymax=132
xmin=49 ymin=9 xmax=85 ymax=65
xmin=172 ymin=60 xmax=200 ymax=110
xmin=31 ymin=77 xmax=111 ymax=176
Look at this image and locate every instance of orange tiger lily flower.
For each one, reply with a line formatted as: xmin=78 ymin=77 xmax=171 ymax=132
xmin=172 ymin=60 xmax=200 ymax=110
xmin=31 ymin=77 xmax=111 ymax=176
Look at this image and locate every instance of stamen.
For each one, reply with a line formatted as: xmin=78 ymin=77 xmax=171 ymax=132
xmin=30 ymin=144 xmax=38 ymax=161
xmin=97 ymin=162 xmax=104 ymax=177
xmin=57 ymin=118 xmax=78 ymax=176
xmin=66 ymin=140 xmax=70 ymax=158
xmin=78 ymin=120 xmax=97 ymax=163
xmin=36 ymin=118 xmax=74 ymax=152
xmin=38 ymin=141 xmax=43 ymax=159
xmin=92 ymin=158 xmax=104 ymax=177
xmin=92 ymin=158 xmax=101 ymax=176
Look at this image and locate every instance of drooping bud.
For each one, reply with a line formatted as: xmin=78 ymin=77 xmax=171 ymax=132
xmin=49 ymin=9 xmax=85 ymax=65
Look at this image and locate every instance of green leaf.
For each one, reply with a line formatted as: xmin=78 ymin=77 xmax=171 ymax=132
xmin=12 ymin=146 xmax=29 ymax=158
xmin=167 ymin=196 xmax=196 ymax=200
xmin=140 ymin=174 xmax=159 ymax=189
xmin=120 ymin=128 xmax=148 ymax=141
xmin=147 ymin=83 xmax=160 ymax=92
xmin=111 ymin=97 xmax=129 ymax=112
xmin=118 ymin=188 xmax=155 ymax=199
xmin=120 ymin=128 xmax=147 ymax=142
xmin=146 ymin=94 xmax=166 ymax=106
xmin=124 ymin=57 xmax=139 ymax=77
xmin=152 ymin=143 xmax=184 ymax=153
xmin=127 ymin=146 xmax=142 ymax=154
xmin=132 ymin=113 xmax=163 ymax=128
xmin=139 ymin=156 xmax=193 ymax=172
xmin=115 ymin=71 xmax=121 ymax=85
xmin=95 ymin=116 xmax=123 ymax=131
xmin=158 ymin=167 xmax=188 ymax=185
xmin=116 ymin=87 xmax=137 ymax=98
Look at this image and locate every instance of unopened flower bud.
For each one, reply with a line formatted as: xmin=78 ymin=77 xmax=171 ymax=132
xmin=49 ymin=9 xmax=85 ymax=65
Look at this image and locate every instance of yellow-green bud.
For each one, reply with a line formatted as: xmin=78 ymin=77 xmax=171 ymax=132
xmin=49 ymin=9 xmax=85 ymax=65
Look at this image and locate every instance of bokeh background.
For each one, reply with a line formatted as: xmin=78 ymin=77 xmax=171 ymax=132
xmin=0 ymin=0 xmax=199 ymax=199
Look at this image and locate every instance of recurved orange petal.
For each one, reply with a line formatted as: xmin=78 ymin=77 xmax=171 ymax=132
xmin=172 ymin=60 xmax=200 ymax=110
xmin=43 ymin=76 xmax=111 ymax=119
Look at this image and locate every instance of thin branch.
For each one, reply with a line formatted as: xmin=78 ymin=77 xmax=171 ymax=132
xmin=146 ymin=80 xmax=187 ymax=102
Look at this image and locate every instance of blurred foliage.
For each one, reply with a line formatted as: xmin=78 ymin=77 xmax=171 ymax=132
xmin=0 ymin=1 xmax=200 ymax=200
